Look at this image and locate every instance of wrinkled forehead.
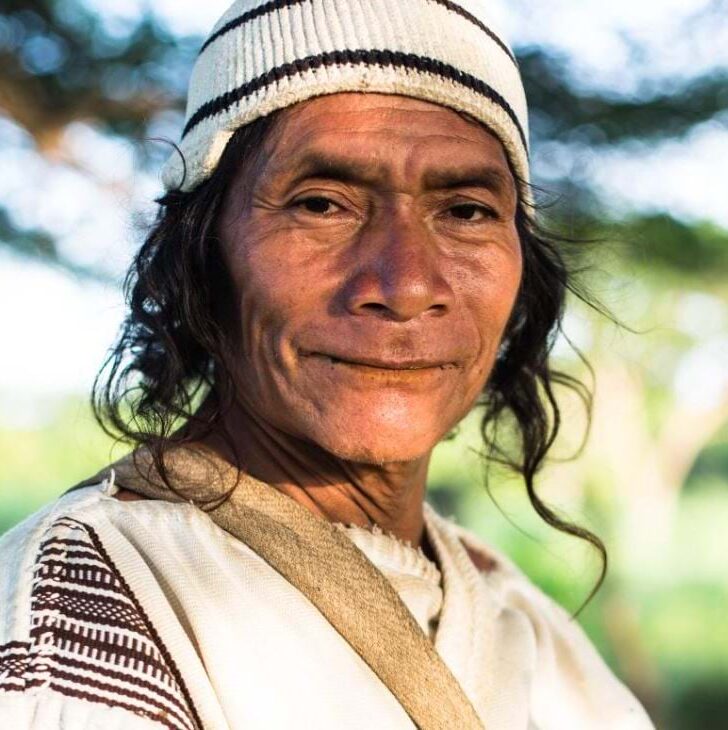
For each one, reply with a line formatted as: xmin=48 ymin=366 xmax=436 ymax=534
xmin=256 ymin=93 xmax=516 ymax=190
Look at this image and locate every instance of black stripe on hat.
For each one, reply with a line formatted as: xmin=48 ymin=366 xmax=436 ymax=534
xmin=199 ymin=0 xmax=517 ymax=67
xmin=182 ymin=48 xmax=528 ymax=154
xmin=431 ymin=0 xmax=516 ymax=64
xmin=200 ymin=0 xmax=305 ymax=54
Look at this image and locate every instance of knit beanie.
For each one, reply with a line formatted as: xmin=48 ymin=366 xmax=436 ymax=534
xmin=161 ymin=0 xmax=529 ymax=198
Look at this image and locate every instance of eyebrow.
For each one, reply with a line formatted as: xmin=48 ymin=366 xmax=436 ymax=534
xmin=281 ymin=151 xmax=513 ymax=196
xmin=423 ymin=166 xmax=512 ymax=195
xmin=284 ymin=152 xmax=381 ymax=188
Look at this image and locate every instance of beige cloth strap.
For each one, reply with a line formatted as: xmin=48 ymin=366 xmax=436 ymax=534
xmin=67 ymin=447 xmax=484 ymax=730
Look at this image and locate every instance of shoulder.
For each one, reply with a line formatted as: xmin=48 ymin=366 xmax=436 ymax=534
xmin=429 ymin=510 xmax=655 ymax=729
xmin=0 ymin=482 xmax=203 ymax=730
xmin=0 ymin=484 xmax=106 ymax=640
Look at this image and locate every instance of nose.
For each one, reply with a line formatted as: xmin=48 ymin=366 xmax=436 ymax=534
xmin=342 ymin=208 xmax=454 ymax=322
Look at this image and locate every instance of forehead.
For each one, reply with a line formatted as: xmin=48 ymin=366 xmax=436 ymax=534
xmin=260 ymin=92 xmax=514 ymax=182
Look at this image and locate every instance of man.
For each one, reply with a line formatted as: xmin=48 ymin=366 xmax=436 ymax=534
xmin=0 ymin=1 xmax=655 ymax=728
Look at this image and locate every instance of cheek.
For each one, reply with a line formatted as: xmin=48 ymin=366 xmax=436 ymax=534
xmin=233 ymin=264 xmax=299 ymax=383
xmin=461 ymin=241 xmax=522 ymax=378
xmin=485 ymin=255 xmax=522 ymax=331
xmin=223 ymin=226 xmax=336 ymax=413
xmin=222 ymin=232 xmax=288 ymax=386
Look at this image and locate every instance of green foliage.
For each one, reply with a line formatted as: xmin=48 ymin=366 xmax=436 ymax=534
xmin=0 ymin=398 xmax=125 ymax=535
xmin=1 ymin=0 xmax=194 ymax=144
xmin=612 ymin=214 xmax=728 ymax=281
xmin=519 ymin=48 xmax=728 ymax=147
xmin=687 ymin=438 xmax=728 ymax=490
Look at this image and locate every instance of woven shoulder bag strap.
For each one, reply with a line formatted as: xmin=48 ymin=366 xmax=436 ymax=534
xmin=67 ymin=446 xmax=484 ymax=730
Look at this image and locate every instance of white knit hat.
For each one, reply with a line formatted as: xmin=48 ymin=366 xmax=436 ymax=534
xmin=161 ymin=0 xmax=529 ymax=196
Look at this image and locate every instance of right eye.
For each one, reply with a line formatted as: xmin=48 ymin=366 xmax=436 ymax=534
xmin=292 ymin=196 xmax=342 ymax=215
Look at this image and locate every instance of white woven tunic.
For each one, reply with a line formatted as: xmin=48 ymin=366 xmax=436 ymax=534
xmin=0 ymin=480 xmax=654 ymax=729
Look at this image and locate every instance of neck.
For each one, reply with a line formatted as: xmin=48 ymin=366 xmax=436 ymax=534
xmin=196 ymin=399 xmax=433 ymax=551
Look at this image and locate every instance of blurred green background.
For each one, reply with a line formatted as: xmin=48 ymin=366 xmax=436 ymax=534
xmin=1 ymin=1 xmax=727 ymax=728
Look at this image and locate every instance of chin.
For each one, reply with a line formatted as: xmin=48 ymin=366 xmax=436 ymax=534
xmin=299 ymin=400 xmax=454 ymax=465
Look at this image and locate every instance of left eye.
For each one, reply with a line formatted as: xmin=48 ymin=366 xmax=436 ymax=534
xmin=448 ymin=204 xmax=495 ymax=221
xmin=294 ymin=196 xmax=341 ymax=215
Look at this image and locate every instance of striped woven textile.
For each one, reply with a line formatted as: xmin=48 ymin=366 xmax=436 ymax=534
xmin=0 ymin=516 xmax=201 ymax=730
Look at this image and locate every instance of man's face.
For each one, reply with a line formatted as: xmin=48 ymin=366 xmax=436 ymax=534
xmin=217 ymin=93 xmax=522 ymax=464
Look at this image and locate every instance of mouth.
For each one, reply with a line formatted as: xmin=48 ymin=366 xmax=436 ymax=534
xmin=302 ymin=350 xmax=458 ymax=371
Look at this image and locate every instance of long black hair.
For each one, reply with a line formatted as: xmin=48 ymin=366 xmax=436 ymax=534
xmin=93 ymin=110 xmax=610 ymax=616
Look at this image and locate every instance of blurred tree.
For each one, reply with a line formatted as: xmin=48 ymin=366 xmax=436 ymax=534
xmin=0 ymin=0 xmax=198 ymax=275
xmin=1 ymin=0 xmax=193 ymax=153
xmin=520 ymin=48 xmax=728 ymax=147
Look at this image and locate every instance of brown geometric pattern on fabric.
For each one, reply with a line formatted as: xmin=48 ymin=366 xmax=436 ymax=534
xmin=0 ymin=516 xmax=202 ymax=730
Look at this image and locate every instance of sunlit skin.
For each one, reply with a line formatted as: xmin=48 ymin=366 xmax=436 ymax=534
xmin=118 ymin=93 xmax=522 ymax=557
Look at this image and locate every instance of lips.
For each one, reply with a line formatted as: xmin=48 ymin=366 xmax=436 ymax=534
xmin=301 ymin=350 xmax=458 ymax=371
